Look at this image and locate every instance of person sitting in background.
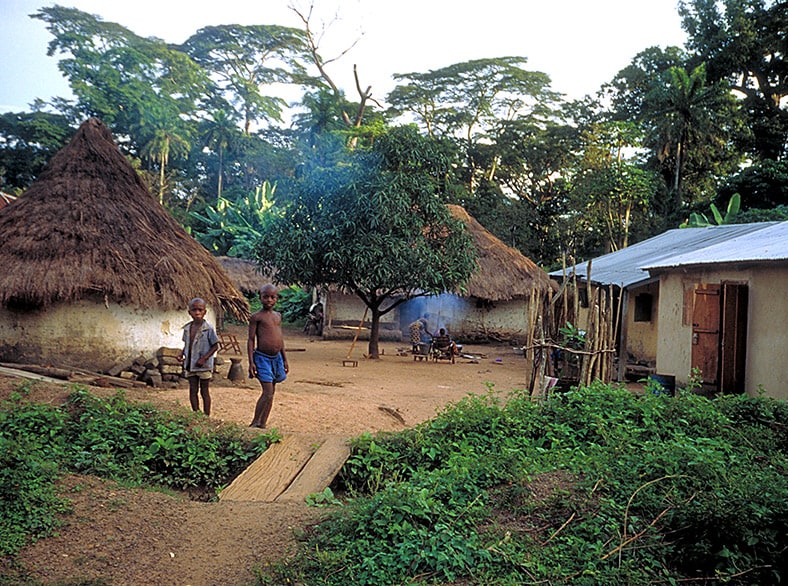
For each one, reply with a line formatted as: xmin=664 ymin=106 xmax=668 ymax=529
xmin=432 ymin=327 xmax=459 ymax=356
xmin=304 ymin=301 xmax=324 ymax=335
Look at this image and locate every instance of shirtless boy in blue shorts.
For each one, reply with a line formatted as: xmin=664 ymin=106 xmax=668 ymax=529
xmin=248 ymin=283 xmax=289 ymax=428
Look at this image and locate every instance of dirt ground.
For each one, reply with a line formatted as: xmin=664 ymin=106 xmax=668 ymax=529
xmin=1 ymin=325 xmax=540 ymax=586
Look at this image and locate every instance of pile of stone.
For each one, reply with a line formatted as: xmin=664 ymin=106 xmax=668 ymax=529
xmin=107 ymin=347 xmax=231 ymax=388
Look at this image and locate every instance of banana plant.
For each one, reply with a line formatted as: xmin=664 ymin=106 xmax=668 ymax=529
xmin=680 ymin=192 xmax=740 ymax=228
xmin=191 ymin=181 xmax=276 ymax=257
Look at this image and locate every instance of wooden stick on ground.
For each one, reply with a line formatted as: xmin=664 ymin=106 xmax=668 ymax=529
xmin=346 ymin=307 xmax=369 ymax=359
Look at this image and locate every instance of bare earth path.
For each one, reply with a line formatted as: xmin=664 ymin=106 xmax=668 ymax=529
xmin=2 ymin=326 xmax=535 ymax=586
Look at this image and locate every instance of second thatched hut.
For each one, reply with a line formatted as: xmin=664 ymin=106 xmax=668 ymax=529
xmin=322 ymin=205 xmax=555 ymax=344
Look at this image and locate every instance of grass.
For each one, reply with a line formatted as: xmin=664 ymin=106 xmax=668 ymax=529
xmin=257 ymin=382 xmax=788 ymax=585
xmin=0 ymin=384 xmax=278 ymax=557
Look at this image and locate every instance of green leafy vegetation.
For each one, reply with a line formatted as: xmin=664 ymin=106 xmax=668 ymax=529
xmin=190 ymin=181 xmax=276 ymax=257
xmin=1 ymin=1 xmax=783 ymax=270
xmin=255 ymin=126 xmax=477 ymax=358
xmin=260 ymin=384 xmax=788 ymax=585
xmin=681 ymin=193 xmax=741 ymax=228
xmin=0 ymin=384 xmax=275 ymax=556
xmin=275 ymin=285 xmax=312 ymax=326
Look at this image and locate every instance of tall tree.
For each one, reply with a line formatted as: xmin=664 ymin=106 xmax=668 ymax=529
xmin=603 ymin=46 xmax=689 ymax=123
xmin=290 ymin=2 xmax=381 ymax=147
xmin=0 ymin=110 xmax=74 ymax=192
xmin=563 ymin=121 xmax=658 ymax=255
xmin=181 ymin=24 xmax=310 ymax=135
xmin=388 ymin=57 xmax=557 ymax=140
xmin=33 ymin=6 xmax=210 ymax=142
xmin=254 ymin=126 xmax=476 ymax=358
xmin=387 ymin=57 xmax=560 ymax=195
xmin=643 ymin=63 xmax=742 ymax=210
xmin=482 ymin=118 xmax=578 ymax=263
xmin=136 ymin=104 xmax=192 ymax=204
xmin=679 ymin=0 xmax=788 ymax=159
xmin=200 ymin=109 xmax=241 ymax=201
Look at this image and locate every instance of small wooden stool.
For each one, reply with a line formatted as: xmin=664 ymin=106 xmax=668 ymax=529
xmin=342 ymin=359 xmax=358 ymax=367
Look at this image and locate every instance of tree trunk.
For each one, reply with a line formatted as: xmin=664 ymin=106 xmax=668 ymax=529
xmin=158 ymin=138 xmax=169 ymax=205
xmin=673 ymin=138 xmax=683 ymax=208
xmin=217 ymin=147 xmax=224 ymax=202
xmin=158 ymin=160 xmax=166 ymax=204
xmin=622 ymin=201 xmax=632 ymax=249
xmin=367 ymin=306 xmax=382 ymax=359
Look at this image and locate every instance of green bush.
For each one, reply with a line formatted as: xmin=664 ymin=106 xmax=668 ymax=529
xmin=61 ymin=389 xmax=274 ymax=490
xmin=265 ymin=384 xmax=788 ymax=585
xmin=0 ymin=386 xmax=276 ymax=555
xmin=241 ymin=285 xmax=311 ymax=326
xmin=0 ymin=436 xmax=69 ymax=555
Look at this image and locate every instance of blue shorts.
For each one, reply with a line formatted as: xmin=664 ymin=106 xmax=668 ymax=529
xmin=253 ymin=350 xmax=286 ymax=383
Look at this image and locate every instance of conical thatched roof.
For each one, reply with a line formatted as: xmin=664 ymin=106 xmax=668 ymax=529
xmin=448 ymin=204 xmax=553 ymax=301
xmin=217 ymin=256 xmax=275 ymax=295
xmin=0 ymin=118 xmax=249 ymax=321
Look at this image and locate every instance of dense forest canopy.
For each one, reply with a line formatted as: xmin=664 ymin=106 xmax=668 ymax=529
xmin=1 ymin=0 xmax=786 ymax=271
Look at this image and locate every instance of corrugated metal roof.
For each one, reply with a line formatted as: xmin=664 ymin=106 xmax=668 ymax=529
xmin=645 ymin=220 xmax=788 ymax=270
xmin=549 ymin=222 xmax=780 ymax=288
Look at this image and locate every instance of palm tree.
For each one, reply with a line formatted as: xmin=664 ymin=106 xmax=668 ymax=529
xmin=137 ymin=106 xmax=191 ymax=204
xmin=646 ymin=63 xmax=726 ymax=208
xmin=201 ymin=109 xmax=239 ymax=202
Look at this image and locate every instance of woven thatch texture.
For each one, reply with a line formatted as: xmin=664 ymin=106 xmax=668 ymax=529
xmin=0 ymin=118 xmax=249 ymax=321
xmin=447 ymin=204 xmax=553 ymax=301
xmin=217 ymin=256 xmax=274 ymax=295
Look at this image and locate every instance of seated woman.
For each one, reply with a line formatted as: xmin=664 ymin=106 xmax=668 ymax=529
xmin=432 ymin=328 xmax=458 ymax=356
xmin=304 ymin=301 xmax=324 ymax=335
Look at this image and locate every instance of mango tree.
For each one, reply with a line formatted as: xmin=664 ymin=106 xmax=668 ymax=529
xmin=254 ymin=125 xmax=477 ymax=358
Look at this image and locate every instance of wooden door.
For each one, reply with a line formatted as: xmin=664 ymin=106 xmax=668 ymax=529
xmin=720 ymin=282 xmax=748 ymax=394
xmin=692 ymin=284 xmax=721 ymax=390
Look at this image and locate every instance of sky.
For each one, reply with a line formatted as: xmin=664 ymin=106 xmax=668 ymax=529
xmin=0 ymin=0 xmax=688 ymax=114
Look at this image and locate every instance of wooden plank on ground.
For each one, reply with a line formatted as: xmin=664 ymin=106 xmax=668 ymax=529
xmin=219 ymin=435 xmax=315 ymax=502
xmin=0 ymin=365 xmax=66 ymax=384
xmin=276 ymin=435 xmax=351 ymax=503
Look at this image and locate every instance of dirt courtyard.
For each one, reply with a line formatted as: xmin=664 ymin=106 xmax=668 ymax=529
xmin=202 ymin=325 xmax=534 ymax=435
xmin=2 ymin=325 xmax=538 ymax=586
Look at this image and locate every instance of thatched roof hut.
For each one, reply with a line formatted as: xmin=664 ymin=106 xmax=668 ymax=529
xmin=0 ymin=118 xmax=248 ymax=319
xmin=216 ymin=256 xmax=274 ymax=296
xmin=0 ymin=118 xmax=248 ymax=371
xmin=447 ymin=204 xmax=554 ymax=300
xmin=324 ymin=205 xmax=555 ymax=342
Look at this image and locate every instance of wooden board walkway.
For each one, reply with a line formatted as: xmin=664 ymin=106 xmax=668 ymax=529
xmin=219 ymin=434 xmax=350 ymax=503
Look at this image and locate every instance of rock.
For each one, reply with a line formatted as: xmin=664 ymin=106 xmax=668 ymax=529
xmin=158 ymin=347 xmax=182 ymax=358
xmin=142 ymin=369 xmax=162 ymax=387
xmin=107 ymin=360 xmax=133 ymax=377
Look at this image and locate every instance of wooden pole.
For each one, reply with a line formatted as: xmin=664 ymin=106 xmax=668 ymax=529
xmin=605 ymin=285 xmax=617 ymax=382
xmin=572 ymin=260 xmax=578 ymax=330
xmin=562 ymin=252 xmax=569 ymax=330
xmin=346 ymin=307 xmax=369 ymax=359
